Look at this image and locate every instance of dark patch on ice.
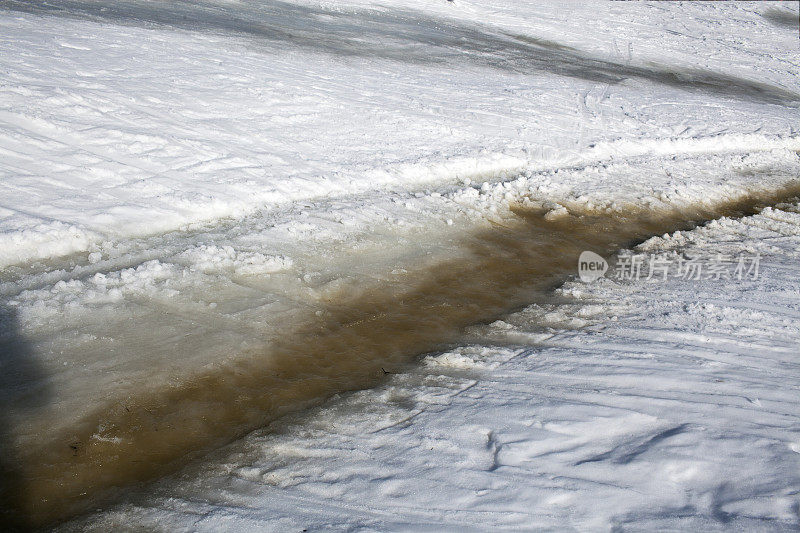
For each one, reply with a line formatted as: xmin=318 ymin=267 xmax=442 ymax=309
xmin=3 ymin=172 xmax=800 ymax=526
xmin=0 ymin=302 xmax=48 ymax=531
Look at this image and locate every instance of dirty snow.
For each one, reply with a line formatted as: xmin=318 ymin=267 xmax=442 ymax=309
xmin=1 ymin=0 xmax=799 ymax=529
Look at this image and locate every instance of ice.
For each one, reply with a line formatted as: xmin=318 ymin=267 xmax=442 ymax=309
xmin=1 ymin=0 xmax=799 ymax=529
xmin=63 ymin=202 xmax=800 ymax=531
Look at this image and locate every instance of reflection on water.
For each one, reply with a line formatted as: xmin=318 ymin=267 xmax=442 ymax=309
xmin=4 ymin=182 xmax=800 ymax=528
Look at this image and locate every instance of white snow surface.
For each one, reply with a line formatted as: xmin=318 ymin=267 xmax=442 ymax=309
xmin=1 ymin=0 xmax=799 ymax=529
xmin=1 ymin=0 xmax=799 ymax=267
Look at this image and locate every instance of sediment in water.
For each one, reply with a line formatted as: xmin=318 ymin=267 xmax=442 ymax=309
xmin=2 ymin=183 xmax=800 ymax=529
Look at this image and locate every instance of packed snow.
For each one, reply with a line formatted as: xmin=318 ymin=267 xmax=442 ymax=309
xmin=0 ymin=0 xmax=799 ymax=529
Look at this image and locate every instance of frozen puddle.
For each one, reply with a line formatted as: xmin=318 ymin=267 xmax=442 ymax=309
xmin=2 ymin=169 xmax=800 ymax=526
xmin=58 ymin=198 xmax=800 ymax=532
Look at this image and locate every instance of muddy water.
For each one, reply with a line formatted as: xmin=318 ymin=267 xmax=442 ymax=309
xmin=3 ymin=185 xmax=800 ymax=529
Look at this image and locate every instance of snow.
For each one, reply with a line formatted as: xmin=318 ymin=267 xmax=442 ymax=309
xmin=62 ymin=203 xmax=800 ymax=531
xmin=1 ymin=0 xmax=799 ymax=529
xmin=1 ymin=0 xmax=798 ymax=267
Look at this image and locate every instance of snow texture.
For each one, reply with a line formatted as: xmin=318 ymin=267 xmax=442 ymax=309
xmin=1 ymin=0 xmax=799 ymax=529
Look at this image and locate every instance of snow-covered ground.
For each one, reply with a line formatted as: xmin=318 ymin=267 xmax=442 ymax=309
xmin=1 ymin=0 xmax=798 ymax=266
xmin=1 ymin=0 xmax=799 ymax=529
xmin=61 ymin=203 xmax=800 ymax=532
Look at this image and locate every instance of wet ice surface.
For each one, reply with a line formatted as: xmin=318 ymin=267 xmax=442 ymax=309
xmin=1 ymin=0 xmax=800 ymax=529
xmin=61 ymin=205 xmax=800 ymax=532
xmin=3 ymin=147 xmax=799 ymax=515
